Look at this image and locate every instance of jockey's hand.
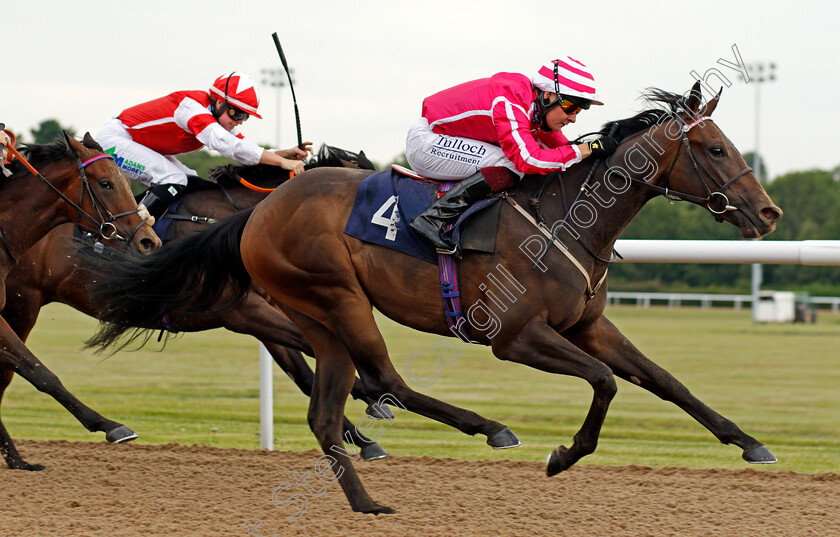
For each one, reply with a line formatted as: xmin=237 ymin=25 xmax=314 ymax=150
xmin=0 ymin=130 xmax=11 ymax=161
xmin=278 ymin=156 xmax=306 ymax=176
xmin=275 ymin=142 xmax=313 ymax=161
xmin=587 ymin=136 xmax=619 ymax=159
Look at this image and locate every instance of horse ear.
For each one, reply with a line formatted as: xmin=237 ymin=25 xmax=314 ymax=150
xmin=684 ymin=80 xmax=703 ymax=115
xmin=705 ymin=87 xmax=723 ymax=116
xmin=83 ymin=132 xmax=104 ymax=152
xmin=63 ymin=131 xmax=82 ymax=155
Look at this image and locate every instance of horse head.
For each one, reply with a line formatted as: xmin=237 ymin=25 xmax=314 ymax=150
xmin=64 ymin=133 xmax=161 ymax=254
xmin=648 ymin=81 xmax=782 ymax=238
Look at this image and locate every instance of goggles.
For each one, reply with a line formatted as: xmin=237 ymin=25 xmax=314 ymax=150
xmin=226 ymin=104 xmax=250 ymax=122
xmin=557 ymin=98 xmax=583 ymax=115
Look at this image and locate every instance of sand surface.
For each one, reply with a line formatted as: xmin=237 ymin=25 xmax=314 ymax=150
xmin=2 ymin=440 xmax=838 ymax=536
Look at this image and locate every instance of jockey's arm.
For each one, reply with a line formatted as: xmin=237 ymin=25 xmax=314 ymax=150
xmin=258 ymin=142 xmax=314 ymax=175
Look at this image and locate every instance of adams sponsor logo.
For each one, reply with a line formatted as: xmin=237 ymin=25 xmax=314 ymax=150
xmin=104 ymin=146 xmax=147 ymax=175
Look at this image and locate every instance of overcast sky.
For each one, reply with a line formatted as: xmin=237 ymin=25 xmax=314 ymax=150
xmin=4 ymin=0 xmax=837 ymax=178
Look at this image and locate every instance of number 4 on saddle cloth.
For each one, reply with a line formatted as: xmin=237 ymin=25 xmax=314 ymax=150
xmin=344 ymin=165 xmax=502 ymax=265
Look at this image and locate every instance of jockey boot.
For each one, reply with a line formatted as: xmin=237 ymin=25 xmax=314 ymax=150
xmin=410 ymin=170 xmax=494 ymax=256
xmin=138 ymin=183 xmax=186 ymax=222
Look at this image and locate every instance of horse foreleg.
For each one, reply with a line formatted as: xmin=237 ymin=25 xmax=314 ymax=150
xmin=564 ymin=315 xmax=775 ymax=464
xmin=0 ymin=319 xmax=138 ymax=448
xmin=493 ymin=316 xmax=617 ymax=476
xmin=259 ymin=340 xmax=388 ymax=461
xmin=287 ymin=310 xmax=393 ymax=515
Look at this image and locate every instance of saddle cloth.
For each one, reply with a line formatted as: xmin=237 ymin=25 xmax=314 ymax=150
xmin=343 ymin=167 xmax=499 ymax=264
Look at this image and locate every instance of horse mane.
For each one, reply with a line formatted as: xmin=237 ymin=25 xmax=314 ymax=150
xmin=9 ymin=134 xmax=102 ymax=177
xmin=597 ymin=87 xmax=687 ymax=142
xmin=207 ymin=144 xmax=377 ymax=189
xmin=304 ymin=144 xmax=376 ymax=171
xmin=16 ymin=139 xmax=73 ymax=169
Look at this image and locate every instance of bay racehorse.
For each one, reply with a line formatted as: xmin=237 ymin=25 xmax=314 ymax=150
xmin=0 ymin=146 xmax=387 ymax=470
xmin=0 ymin=133 xmax=160 ymax=469
xmin=82 ymin=84 xmax=783 ymax=513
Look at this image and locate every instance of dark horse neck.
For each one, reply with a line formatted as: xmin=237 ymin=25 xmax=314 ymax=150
xmin=513 ymin=155 xmax=660 ymax=271
xmin=511 ymin=109 xmax=694 ymax=273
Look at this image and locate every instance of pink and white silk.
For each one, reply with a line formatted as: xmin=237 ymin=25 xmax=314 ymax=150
xmin=418 ymin=72 xmax=582 ymax=176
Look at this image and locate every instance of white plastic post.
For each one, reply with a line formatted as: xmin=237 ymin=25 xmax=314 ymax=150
xmin=258 ymin=343 xmax=274 ymax=450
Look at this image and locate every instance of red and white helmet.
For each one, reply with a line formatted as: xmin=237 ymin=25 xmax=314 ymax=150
xmin=532 ymin=57 xmax=603 ymax=106
xmin=209 ymin=72 xmax=263 ymax=119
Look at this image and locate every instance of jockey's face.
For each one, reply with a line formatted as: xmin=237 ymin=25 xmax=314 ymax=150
xmin=543 ymin=93 xmax=578 ymax=131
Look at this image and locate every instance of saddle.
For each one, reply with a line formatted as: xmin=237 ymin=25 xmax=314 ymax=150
xmin=343 ymin=166 xmax=502 ymax=265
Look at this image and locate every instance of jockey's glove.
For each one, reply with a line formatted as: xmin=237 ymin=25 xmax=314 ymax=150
xmin=588 ymin=136 xmax=619 ymax=159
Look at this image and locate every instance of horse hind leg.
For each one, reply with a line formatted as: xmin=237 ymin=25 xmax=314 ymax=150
xmin=286 ymin=310 xmax=394 ymax=514
xmin=0 ymin=368 xmax=45 ymax=470
xmin=314 ymin=297 xmax=518 ymax=449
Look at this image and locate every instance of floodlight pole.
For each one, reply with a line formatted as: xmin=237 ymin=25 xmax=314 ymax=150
xmin=743 ymin=62 xmax=776 ymax=323
xmin=261 ymin=68 xmax=289 ymax=148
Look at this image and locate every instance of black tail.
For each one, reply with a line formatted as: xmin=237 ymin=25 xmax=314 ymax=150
xmin=78 ymin=208 xmax=255 ymax=352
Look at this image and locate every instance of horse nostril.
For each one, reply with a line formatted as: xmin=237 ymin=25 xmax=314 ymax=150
xmin=761 ymin=206 xmax=783 ymax=223
xmin=140 ymin=238 xmax=157 ymax=254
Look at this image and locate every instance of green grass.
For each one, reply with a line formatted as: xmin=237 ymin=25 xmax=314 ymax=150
xmin=7 ymin=304 xmax=840 ymax=473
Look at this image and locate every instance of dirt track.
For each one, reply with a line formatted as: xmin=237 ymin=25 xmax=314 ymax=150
xmin=2 ymin=440 xmax=838 ymax=537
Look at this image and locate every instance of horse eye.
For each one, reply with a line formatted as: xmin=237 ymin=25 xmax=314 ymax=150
xmin=710 ymin=146 xmax=725 ymax=157
xmin=99 ymin=179 xmax=114 ymax=189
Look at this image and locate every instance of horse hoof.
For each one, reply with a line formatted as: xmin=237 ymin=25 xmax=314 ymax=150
xmin=357 ymin=503 xmax=395 ymax=515
xmin=361 ymin=443 xmax=388 ymax=461
xmin=546 ymin=445 xmax=570 ymax=477
xmin=106 ymin=425 xmax=139 ymax=444
xmin=487 ymin=427 xmax=521 ymax=449
xmin=9 ymin=461 xmax=45 ymax=471
xmin=366 ymin=402 xmax=395 ymax=421
xmin=743 ymin=445 xmax=777 ymax=464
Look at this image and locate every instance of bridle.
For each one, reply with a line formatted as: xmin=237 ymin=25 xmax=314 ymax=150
xmin=71 ymin=153 xmax=147 ymax=243
xmin=627 ymin=114 xmax=753 ymax=216
xmin=3 ymin=146 xmax=145 ymax=257
xmin=514 ymin=110 xmax=754 ymax=302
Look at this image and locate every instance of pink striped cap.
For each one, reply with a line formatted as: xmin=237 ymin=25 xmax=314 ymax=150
xmin=532 ymin=57 xmax=603 ymax=106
